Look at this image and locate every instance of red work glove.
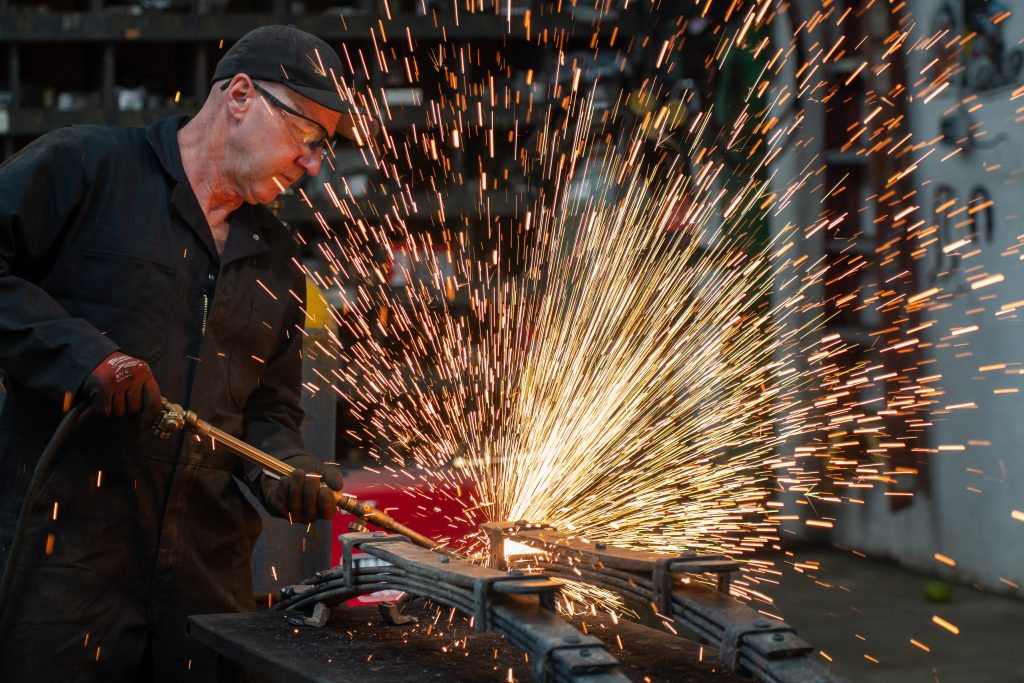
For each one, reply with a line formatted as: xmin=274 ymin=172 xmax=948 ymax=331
xmin=262 ymin=455 xmax=344 ymax=524
xmin=81 ymin=351 xmax=161 ymax=418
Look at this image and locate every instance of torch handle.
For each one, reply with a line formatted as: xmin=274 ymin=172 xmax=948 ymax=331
xmin=157 ymin=399 xmax=453 ymax=555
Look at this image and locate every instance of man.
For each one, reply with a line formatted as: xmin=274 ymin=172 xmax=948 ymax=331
xmin=0 ymin=25 xmax=375 ymax=680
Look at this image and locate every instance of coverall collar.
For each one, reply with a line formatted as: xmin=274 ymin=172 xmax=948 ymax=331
xmin=146 ymin=115 xmax=190 ymax=184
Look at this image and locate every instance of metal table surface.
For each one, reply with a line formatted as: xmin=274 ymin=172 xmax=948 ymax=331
xmin=188 ymin=603 xmax=747 ymax=682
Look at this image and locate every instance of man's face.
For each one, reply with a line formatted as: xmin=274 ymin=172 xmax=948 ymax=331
xmin=239 ymin=82 xmax=342 ymax=205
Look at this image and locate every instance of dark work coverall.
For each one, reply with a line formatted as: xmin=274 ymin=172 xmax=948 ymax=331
xmin=0 ymin=116 xmax=311 ymax=680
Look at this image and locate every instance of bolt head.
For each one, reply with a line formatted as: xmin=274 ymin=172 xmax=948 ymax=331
xmin=438 ymin=556 xmax=449 ymax=564
xmin=564 ymin=635 xmax=580 ymax=644
xmin=580 ymin=649 xmax=592 ymax=658
xmin=594 ymin=542 xmax=607 ymax=550
xmin=773 ymin=633 xmax=785 ymax=642
xmin=754 ymin=619 xmax=769 ymax=628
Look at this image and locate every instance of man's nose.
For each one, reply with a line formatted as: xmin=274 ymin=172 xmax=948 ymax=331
xmin=297 ymin=149 xmax=323 ymax=176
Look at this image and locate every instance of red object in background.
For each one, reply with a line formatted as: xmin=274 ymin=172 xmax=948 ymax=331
xmin=664 ymin=191 xmax=695 ymax=233
xmin=331 ymin=468 xmax=480 ymax=605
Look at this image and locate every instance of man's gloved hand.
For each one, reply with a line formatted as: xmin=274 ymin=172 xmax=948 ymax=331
xmin=262 ymin=455 xmax=344 ymax=524
xmin=81 ymin=351 xmax=161 ymax=418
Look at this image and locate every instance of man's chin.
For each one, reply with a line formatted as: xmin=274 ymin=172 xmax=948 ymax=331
xmin=255 ymin=184 xmax=285 ymax=205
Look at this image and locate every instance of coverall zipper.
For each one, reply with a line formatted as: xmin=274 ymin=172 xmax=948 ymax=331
xmin=201 ymin=293 xmax=209 ymax=336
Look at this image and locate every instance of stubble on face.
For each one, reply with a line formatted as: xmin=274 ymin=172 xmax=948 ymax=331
xmin=240 ymin=84 xmax=342 ymax=205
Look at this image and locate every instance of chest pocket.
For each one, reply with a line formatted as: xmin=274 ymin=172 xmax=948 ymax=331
xmin=73 ymin=223 xmax=180 ymax=363
xmin=226 ymin=297 xmax=292 ymax=410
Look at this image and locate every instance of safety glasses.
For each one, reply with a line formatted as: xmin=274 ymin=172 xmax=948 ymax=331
xmin=222 ymin=80 xmax=334 ymax=160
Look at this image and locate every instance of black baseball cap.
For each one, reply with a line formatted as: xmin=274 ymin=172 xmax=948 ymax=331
xmin=212 ymin=25 xmax=379 ymax=142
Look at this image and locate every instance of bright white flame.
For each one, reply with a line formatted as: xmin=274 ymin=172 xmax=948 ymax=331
xmin=503 ymin=539 xmax=547 ymax=557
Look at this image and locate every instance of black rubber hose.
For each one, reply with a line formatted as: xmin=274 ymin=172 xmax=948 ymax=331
xmin=0 ymin=403 xmax=93 ymax=626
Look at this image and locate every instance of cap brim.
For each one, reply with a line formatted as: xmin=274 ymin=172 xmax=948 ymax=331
xmin=286 ymin=82 xmax=380 ymax=143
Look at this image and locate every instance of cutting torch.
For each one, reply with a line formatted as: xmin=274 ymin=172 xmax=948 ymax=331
xmin=154 ymin=398 xmax=450 ymax=555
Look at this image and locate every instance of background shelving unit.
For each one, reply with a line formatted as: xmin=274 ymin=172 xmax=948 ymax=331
xmin=0 ymin=0 xmax=739 ymax=468
xmin=0 ymin=0 xmax=663 ymax=462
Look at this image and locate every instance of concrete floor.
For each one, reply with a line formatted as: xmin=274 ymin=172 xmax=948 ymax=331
xmin=763 ymin=547 xmax=1024 ymax=682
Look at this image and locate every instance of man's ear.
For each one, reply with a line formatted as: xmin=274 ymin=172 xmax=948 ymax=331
xmin=224 ymin=74 xmax=255 ymax=119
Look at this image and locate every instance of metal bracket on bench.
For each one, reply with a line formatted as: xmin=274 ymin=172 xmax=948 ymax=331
xmin=340 ymin=532 xmax=409 ymax=589
xmin=472 ymin=573 xmax=561 ymax=632
xmin=719 ymin=618 xmax=806 ymax=670
xmin=483 ymin=520 xmax=557 ymax=571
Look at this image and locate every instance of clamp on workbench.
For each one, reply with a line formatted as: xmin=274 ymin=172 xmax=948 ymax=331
xmin=338 ymin=531 xmax=410 ymax=590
